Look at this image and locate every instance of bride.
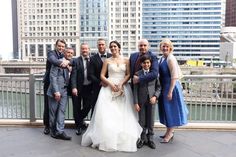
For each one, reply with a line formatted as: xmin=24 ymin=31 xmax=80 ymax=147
xmin=81 ymin=41 xmax=142 ymax=152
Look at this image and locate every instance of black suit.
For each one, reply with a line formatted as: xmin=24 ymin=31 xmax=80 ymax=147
xmin=88 ymin=53 xmax=112 ymax=116
xmin=43 ymin=50 xmax=63 ymax=127
xmin=70 ymin=56 xmax=92 ymax=128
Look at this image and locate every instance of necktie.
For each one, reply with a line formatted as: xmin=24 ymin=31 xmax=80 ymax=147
xmin=85 ymin=58 xmax=90 ymax=75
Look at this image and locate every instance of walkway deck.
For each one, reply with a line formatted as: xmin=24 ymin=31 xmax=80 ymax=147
xmin=1 ymin=127 xmax=235 ymax=157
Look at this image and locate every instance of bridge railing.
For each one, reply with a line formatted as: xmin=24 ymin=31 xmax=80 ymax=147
xmin=0 ymin=74 xmax=236 ymax=123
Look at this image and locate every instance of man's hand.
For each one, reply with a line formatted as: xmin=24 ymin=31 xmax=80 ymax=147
xmin=150 ymin=96 xmax=157 ymax=105
xmin=54 ymin=92 xmax=61 ymax=102
xmin=60 ymin=59 xmax=70 ymax=68
xmin=134 ymin=104 xmax=141 ymax=112
xmin=72 ymin=88 xmax=78 ymax=96
xmin=133 ymin=75 xmax=139 ymax=84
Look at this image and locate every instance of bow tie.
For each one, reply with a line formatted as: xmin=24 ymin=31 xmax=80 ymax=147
xmin=101 ymin=54 xmax=106 ymax=58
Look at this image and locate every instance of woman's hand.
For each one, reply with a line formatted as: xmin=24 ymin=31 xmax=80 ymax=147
xmin=117 ymin=83 xmax=123 ymax=92
xmin=111 ymin=84 xmax=119 ymax=92
xmin=167 ymin=91 xmax=173 ymax=100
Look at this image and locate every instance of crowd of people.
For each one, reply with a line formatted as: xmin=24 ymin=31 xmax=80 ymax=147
xmin=43 ymin=38 xmax=189 ymax=152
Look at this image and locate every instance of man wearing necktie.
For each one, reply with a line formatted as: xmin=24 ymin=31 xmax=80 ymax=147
xmin=88 ymin=38 xmax=112 ymax=117
xmin=71 ymin=43 xmax=93 ymax=135
xmin=47 ymin=47 xmax=74 ymax=140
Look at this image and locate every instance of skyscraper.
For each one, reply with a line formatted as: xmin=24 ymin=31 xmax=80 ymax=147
xmin=225 ymin=0 xmax=236 ymax=26
xmin=108 ymin=0 xmax=142 ymax=56
xmin=142 ymin=0 xmax=225 ymax=64
xmin=12 ymin=0 xmax=18 ymax=59
xmin=17 ymin=0 xmax=80 ymax=60
xmin=80 ymin=0 xmax=109 ymax=53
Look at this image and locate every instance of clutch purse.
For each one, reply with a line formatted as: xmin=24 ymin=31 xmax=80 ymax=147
xmin=111 ymin=90 xmax=124 ymax=98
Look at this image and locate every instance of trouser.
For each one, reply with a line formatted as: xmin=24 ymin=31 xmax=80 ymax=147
xmin=72 ymin=84 xmax=92 ymax=128
xmin=43 ymin=82 xmax=50 ymax=127
xmin=48 ymin=93 xmax=68 ymax=135
xmin=138 ymin=101 xmax=156 ymax=141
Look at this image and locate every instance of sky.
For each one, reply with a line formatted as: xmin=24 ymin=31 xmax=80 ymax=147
xmin=0 ymin=1 xmax=13 ymax=60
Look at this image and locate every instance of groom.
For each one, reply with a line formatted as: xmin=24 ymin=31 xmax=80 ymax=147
xmin=88 ymin=38 xmax=112 ymax=117
xmin=130 ymin=39 xmax=159 ymax=149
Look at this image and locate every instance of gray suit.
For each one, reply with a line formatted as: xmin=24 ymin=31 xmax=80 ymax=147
xmin=47 ymin=63 xmax=69 ymax=135
xmin=133 ymin=69 xmax=161 ymax=142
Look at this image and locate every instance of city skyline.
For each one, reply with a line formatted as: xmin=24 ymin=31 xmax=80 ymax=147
xmin=0 ymin=0 xmax=232 ymax=62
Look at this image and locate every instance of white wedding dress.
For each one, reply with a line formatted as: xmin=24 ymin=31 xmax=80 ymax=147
xmin=81 ymin=63 xmax=142 ymax=152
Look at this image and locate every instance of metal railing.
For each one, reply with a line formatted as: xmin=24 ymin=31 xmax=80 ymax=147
xmin=0 ymin=74 xmax=236 ymax=123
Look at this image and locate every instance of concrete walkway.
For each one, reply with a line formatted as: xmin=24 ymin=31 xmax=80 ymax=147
xmin=0 ymin=127 xmax=236 ymax=157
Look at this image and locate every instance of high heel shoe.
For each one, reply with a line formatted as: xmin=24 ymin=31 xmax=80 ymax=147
xmin=160 ymin=134 xmax=174 ymax=143
xmin=159 ymin=132 xmax=174 ymax=139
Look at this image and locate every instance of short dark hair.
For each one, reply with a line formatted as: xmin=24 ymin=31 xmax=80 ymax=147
xmin=140 ymin=55 xmax=152 ymax=63
xmin=55 ymin=39 xmax=66 ymax=46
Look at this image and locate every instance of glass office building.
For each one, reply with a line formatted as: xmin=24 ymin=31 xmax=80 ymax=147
xmin=142 ymin=0 xmax=225 ymax=64
xmin=80 ymin=0 xmax=109 ymax=53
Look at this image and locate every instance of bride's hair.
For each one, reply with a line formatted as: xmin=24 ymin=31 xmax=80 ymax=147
xmin=109 ymin=40 xmax=121 ymax=49
xmin=109 ymin=40 xmax=122 ymax=55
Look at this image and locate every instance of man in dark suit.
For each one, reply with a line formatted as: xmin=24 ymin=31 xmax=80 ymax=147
xmin=70 ymin=43 xmax=93 ymax=135
xmin=129 ymin=39 xmax=159 ymax=148
xmin=133 ymin=55 xmax=161 ymax=149
xmin=43 ymin=39 xmax=70 ymax=135
xmin=88 ymin=38 xmax=112 ymax=117
xmin=47 ymin=47 xmax=74 ymax=140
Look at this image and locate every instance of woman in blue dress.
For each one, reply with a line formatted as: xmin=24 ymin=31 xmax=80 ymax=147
xmin=158 ymin=38 xmax=188 ymax=143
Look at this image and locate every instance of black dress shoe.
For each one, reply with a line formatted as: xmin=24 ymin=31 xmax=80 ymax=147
xmin=75 ymin=128 xmax=83 ymax=135
xmin=147 ymin=141 xmax=156 ymax=149
xmin=137 ymin=139 xmax=144 ymax=149
xmin=51 ymin=132 xmax=57 ymax=138
xmin=56 ymin=132 xmax=71 ymax=140
xmin=81 ymin=123 xmax=88 ymax=130
xmin=44 ymin=127 xmax=50 ymax=135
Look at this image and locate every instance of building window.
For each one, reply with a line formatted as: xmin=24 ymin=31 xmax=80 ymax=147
xmin=38 ymin=44 xmax=44 ymax=56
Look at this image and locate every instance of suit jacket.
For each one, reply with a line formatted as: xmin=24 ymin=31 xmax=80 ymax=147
xmin=71 ymin=56 xmax=90 ymax=92
xmin=88 ymin=53 xmax=112 ymax=92
xmin=47 ymin=64 xmax=69 ymax=97
xmin=43 ymin=50 xmax=63 ymax=84
xmin=133 ymin=69 xmax=161 ymax=106
xmin=130 ymin=51 xmax=159 ymax=84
